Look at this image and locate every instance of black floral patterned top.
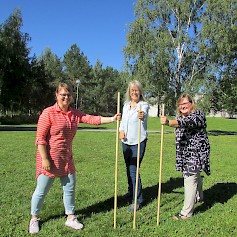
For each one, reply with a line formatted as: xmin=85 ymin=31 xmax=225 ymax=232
xmin=175 ymin=110 xmax=210 ymax=177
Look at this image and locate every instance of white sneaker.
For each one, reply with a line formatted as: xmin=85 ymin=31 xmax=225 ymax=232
xmin=65 ymin=217 xmax=83 ymax=230
xmin=29 ymin=218 xmax=40 ymax=234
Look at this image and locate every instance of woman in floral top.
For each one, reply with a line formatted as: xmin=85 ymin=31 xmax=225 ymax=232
xmin=160 ymin=94 xmax=210 ymax=220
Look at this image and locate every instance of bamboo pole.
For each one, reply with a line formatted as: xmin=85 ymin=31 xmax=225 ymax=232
xmin=133 ymin=104 xmax=142 ymax=229
xmin=114 ymin=92 xmax=120 ymax=229
xmin=157 ymin=103 xmax=165 ymax=226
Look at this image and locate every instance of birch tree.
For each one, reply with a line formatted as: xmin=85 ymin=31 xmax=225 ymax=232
xmin=124 ymin=0 xmax=207 ymax=113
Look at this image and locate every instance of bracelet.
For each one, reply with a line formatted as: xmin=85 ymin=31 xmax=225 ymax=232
xmin=166 ymin=120 xmax=170 ymax=126
xmin=111 ymin=117 xmax=115 ymax=122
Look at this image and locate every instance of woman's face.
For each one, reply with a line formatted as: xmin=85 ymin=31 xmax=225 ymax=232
xmin=129 ymin=84 xmax=140 ymax=103
xmin=56 ymin=87 xmax=72 ymax=108
xmin=178 ymin=97 xmax=192 ymax=117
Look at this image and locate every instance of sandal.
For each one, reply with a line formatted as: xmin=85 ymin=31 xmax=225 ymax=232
xmin=173 ymin=213 xmax=191 ymax=220
xmin=195 ymin=198 xmax=204 ymax=204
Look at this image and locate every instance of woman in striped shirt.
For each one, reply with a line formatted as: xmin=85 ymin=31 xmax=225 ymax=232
xmin=29 ymin=82 xmax=120 ymax=234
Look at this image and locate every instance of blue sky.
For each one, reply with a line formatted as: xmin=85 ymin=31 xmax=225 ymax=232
xmin=1 ymin=0 xmax=136 ymax=70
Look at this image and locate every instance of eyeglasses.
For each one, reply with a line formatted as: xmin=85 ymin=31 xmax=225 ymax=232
xmin=130 ymin=89 xmax=139 ymax=93
xmin=59 ymin=93 xmax=72 ymax=98
xmin=179 ymin=102 xmax=191 ymax=106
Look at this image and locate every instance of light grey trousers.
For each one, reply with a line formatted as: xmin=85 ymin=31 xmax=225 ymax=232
xmin=180 ymin=172 xmax=203 ymax=217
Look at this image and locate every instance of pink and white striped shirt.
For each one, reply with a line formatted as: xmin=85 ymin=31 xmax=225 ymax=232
xmin=35 ymin=103 xmax=101 ymax=179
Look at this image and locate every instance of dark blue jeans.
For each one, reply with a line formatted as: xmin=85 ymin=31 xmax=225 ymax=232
xmin=122 ymin=139 xmax=147 ymax=205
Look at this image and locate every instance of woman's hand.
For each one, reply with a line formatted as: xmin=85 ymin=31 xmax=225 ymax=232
xmin=138 ymin=111 xmax=144 ymax=120
xmin=38 ymin=144 xmax=51 ymax=171
xmin=119 ymin=130 xmax=126 ymax=141
xmin=42 ymin=158 xmax=51 ymax=171
xmin=112 ymin=113 xmax=121 ymax=121
xmin=160 ymin=115 xmax=169 ymax=125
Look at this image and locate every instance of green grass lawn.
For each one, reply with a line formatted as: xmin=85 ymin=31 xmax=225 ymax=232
xmin=0 ymin=117 xmax=236 ymax=236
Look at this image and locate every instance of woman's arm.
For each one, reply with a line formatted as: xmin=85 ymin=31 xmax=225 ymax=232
xmin=100 ymin=113 xmax=121 ymax=124
xmin=38 ymin=144 xmax=51 ymax=171
xmin=160 ymin=116 xmax=179 ymax=128
xmin=177 ymin=111 xmax=206 ymax=128
xmin=36 ymin=109 xmax=51 ymax=171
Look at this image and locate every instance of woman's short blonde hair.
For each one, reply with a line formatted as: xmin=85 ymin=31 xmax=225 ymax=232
xmin=56 ymin=82 xmax=73 ymax=94
xmin=176 ymin=93 xmax=196 ymax=115
xmin=124 ymin=80 xmax=145 ymax=102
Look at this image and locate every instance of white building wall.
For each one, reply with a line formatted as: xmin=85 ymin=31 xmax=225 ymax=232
xmin=148 ymin=104 xmax=158 ymax=117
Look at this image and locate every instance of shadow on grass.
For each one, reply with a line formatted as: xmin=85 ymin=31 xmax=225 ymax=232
xmin=194 ymin=182 xmax=237 ymax=214
xmin=208 ymin=130 xmax=237 ymax=136
xmin=0 ymin=125 xmax=37 ymax=131
xmin=75 ymin=177 xmax=184 ymax=219
xmin=142 ymin=177 xmax=184 ymax=206
xmin=41 ymin=177 xmax=183 ymax=223
xmin=41 ymin=180 xmax=237 ymax=223
xmin=78 ymin=126 xmax=108 ymax=130
xmin=0 ymin=125 xmax=109 ymax=131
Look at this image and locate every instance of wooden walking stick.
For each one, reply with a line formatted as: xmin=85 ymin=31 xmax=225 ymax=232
xmin=157 ymin=103 xmax=165 ymax=226
xmin=114 ymin=91 xmax=120 ymax=229
xmin=133 ymin=104 xmax=142 ymax=229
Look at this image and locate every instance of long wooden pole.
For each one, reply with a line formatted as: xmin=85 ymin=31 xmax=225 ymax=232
xmin=133 ymin=104 xmax=142 ymax=229
xmin=114 ymin=92 xmax=120 ymax=229
xmin=157 ymin=103 xmax=165 ymax=226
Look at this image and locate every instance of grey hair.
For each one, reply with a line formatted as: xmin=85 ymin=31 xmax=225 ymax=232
xmin=124 ymin=80 xmax=145 ymax=102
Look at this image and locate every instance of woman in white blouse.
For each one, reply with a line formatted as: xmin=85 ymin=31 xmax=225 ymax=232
xmin=119 ymin=80 xmax=149 ymax=212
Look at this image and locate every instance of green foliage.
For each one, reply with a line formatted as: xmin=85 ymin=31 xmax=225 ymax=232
xmin=38 ymin=48 xmax=65 ymax=85
xmin=124 ymin=0 xmax=207 ymax=107
xmin=0 ymin=117 xmax=236 ymax=236
xmin=1 ymin=4 xmax=236 ymax=118
xmin=63 ymin=44 xmax=92 ymax=86
xmin=0 ymin=9 xmax=31 ymax=112
xmin=28 ymin=57 xmax=56 ymax=113
xmin=0 ymin=114 xmax=38 ymax=125
xmin=201 ymin=0 xmax=237 ymax=115
xmin=0 ymin=10 xmax=127 ymax=116
xmin=124 ymin=0 xmax=237 ymax=114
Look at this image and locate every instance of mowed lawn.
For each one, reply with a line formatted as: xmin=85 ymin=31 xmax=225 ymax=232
xmin=0 ymin=117 xmax=236 ymax=237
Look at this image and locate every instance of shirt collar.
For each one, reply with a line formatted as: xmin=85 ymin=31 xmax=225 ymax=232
xmin=54 ymin=102 xmax=72 ymax=115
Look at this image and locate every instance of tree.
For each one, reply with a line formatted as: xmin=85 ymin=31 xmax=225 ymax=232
xmin=201 ymin=0 xmax=237 ymax=116
xmin=89 ymin=60 xmax=126 ymax=115
xmin=91 ymin=60 xmax=105 ymax=113
xmin=27 ymin=56 xmax=55 ymax=113
xmin=124 ymin=0 xmax=209 ymax=114
xmin=0 ymin=9 xmax=31 ymax=113
xmin=38 ymin=48 xmax=65 ymax=86
xmin=100 ymin=66 xmax=124 ymax=114
xmin=63 ymin=44 xmax=93 ymax=111
xmin=124 ymin=0 xmax=237 ymax=115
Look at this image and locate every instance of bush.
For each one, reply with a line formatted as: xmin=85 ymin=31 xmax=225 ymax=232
xmin=0 ymin=114 xmax=39 ymax=125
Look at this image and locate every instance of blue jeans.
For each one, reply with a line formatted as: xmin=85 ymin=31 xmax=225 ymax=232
xmin=122 ymin=139 xmax=147 ymax=205
xmin=31 ymin=173 xmax=76 ymax=216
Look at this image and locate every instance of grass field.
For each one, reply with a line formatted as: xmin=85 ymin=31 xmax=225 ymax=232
xmin=0 ymin=117 xmax=236 ymax=236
